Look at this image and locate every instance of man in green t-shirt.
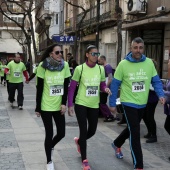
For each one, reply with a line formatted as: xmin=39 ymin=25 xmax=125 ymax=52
xmin=5 ymin=53 xmax=29 ymax=110
xmin=109 ymin=37 xmax=165 ymax=170
xmin=0 ymin=60 xmax=7 ymax=86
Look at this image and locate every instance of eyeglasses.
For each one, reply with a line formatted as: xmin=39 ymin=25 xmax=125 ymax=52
xmin=89 ymin=52 xmax=100 ymax=57
xmin=55 ymin=51 xmax=63 ymax=55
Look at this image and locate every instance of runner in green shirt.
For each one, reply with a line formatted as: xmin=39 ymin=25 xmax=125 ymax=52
xmin=35 ymin=44 xmax=71 ymax=170
xmin=0 ymin=60 xmax=7 ymax=86
xmin=68 ymin=45 xmax=111 ymax=170
xmin=109 ymin=37 xmax=165 ymax=170
xmin=5 ymin=53 xmax=29 ymax=110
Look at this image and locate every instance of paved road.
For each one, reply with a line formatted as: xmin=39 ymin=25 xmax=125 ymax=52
xmin=0 ymin=80 xmax=170 ymax=170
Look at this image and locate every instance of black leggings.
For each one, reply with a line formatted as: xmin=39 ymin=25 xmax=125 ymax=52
xmin=41 ymin=111 xmax=65 ymax=163
xmin=114 ymin=105 xmax=144 ymax=169
xmin=75 ymin=104 xmax=99 ymax=161
xmin=164 ymin=115 xmax=170 ymax=135
xmin=143 ymin=101 xmax=158 ymax=136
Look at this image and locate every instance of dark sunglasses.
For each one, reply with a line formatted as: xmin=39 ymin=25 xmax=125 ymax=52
xmin=55 ymin=51 xmax=63 ymax=55
xmin=89 ymin=52 xmax=100 ymax=57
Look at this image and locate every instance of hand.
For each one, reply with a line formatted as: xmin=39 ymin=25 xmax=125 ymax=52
xmin=68 ymin=106 xmax=75 ymax=117
xmin=109 ymin=106 xmax=116 ymax=113
xmin=159 ymin=97 xmax=166 ymax=105
xmin=35 ymin=112 xmax=41 ymax=117
xmin=105 ymin=87 xmax=112 ymax=95
xmin=60 ymin=105 xmax=66 ymax=115
xmin=6 ymin=71 xmax=10 ymax=75
xmin=25 ymin=81 xmax=29 ymax=84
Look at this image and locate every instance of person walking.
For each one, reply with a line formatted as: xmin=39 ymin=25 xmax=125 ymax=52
xmin=70 ymin=59 xmax=78 ymax=75
xmin=98 ymin=55 xmax=116 ymax=122
xmin=0 ymin=60 xmax=7 ymax=86
xmin=35 ymin=44 xmax=71 ymax=170
xmin=163 ymin=58 xmax=170 ymax=161
xmin=25 ymin=59 xmax=30 ymax=75
xmin=5 ymin=53 xmax=29 ymax=110
xmin=109 ymin=37 xmax=165 ymax=170
xmin=143 ymin=59 xmax=159 ymax=143
xmin=68 ymin=45 xmax=111 ymax=170
xmin=67 ymin=53 xmax=74 ymax=73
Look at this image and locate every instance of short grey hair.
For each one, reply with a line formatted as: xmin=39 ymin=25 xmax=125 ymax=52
xmin=131 ymin=37 xmax=144 ymax=45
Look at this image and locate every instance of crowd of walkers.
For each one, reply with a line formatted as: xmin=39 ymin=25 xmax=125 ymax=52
xmin=1 ymin=37 xmax=170 ymax=170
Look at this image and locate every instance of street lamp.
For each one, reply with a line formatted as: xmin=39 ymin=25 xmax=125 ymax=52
xmin=44 ymin=15 xmax=52 ymax=27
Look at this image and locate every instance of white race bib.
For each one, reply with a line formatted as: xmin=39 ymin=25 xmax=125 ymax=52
xmin=50 ymin=85 xmax=63 ymax=96
xmin=132 ymin=81 xmax=145 ymax=92
xmin=86 ymin=86 xmax=98 ymax=96
xmin=14 ymin=72 xmax=20 ymax=77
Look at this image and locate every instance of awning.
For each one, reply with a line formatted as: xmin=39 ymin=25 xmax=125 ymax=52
xmin=0 ymin=39 xmax=23 ymax=53
xmin=122 ymin=16 xmax=170 ymax=29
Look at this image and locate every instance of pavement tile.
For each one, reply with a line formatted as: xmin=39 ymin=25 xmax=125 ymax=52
xmin=0 ymin=82 xmax=170 ymax=170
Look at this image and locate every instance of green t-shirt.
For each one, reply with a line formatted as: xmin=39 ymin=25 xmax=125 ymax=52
xmin=0 ymin=64 xmax=6 ymax=76
xmin=7 ymin=61 xmax=26 ymax=83
xmin=114 ymin=58 xmax=157 ymax=105
xmin=72 ymin=63 xmax=105 ymax=108
xmin=36 ymin=61 xmax=71 ymax=111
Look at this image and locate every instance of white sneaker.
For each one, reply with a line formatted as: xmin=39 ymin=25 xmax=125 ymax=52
xmin=18 ymin=106 xmax=23 ymax=110
xmin=10 ymin=102 xmax=13 ymax=107
xmin=47 ymin=161 xmax=55 ymax=170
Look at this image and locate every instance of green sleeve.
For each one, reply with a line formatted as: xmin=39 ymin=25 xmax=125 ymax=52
xmin=22 ymin=63 xmax=26 ymax=71
xmin=72 ymin=65 xmax=82 ymax=82
xmin=114 ymin=61 xmax=124 ymax=81
xmin=36 ymin=62 xmax=45 ymax=79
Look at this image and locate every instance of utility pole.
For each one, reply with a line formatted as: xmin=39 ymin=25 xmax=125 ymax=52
xmin=96 ymin=0 xmax=100 ymax=49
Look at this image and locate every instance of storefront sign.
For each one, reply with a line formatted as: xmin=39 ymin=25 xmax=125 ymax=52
xmin=52 ymin=35 xmax=77 ymax=44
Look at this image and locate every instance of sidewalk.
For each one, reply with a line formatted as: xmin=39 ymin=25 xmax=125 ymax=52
xmin=0 ymin=80 xmax=170 ymax=170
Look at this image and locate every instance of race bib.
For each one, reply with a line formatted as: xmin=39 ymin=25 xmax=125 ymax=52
xmin=132 ymin=81 xmax=145 ymax=92
xmin=50 ymin=85 xmax=63 ymax=96
xmin=14 ymin=72 xmax=20 ymax=77
xmin=86 ymin=86 xmax=98 ymax=96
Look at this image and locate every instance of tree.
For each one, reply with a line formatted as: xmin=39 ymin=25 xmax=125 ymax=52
xmin=64 ymin=0 xmax=91 ymax=60
xmin=115 ymin=0 xmax=123 ymax=65
xmin=0 ymin=0 xmax=50 ymax=73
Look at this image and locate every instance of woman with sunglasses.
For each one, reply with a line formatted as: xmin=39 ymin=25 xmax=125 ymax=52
xmin=68 ymin=45 xmax=111 ymax=170
xmin=35 ymin=44 xmax=71 ymax=170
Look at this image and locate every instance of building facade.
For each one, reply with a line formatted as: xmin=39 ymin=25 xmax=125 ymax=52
xmin=35 ymin=0 xmax=64 ymax=59
xmin=63 ymin=0 xmax=170 ymax=78
xmin=0 ymin=0 xmax=25 ymax=61
xmin=64 ymin=0 xmax=119 ymax=68
xmin=122 ymin=0 xmax=170 ymax=78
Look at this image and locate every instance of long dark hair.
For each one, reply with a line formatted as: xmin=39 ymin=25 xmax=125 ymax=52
xmin=71 ymin=59 xmax=78 ymax=69
xmin=84 ymin=44 xmax=97 ymax=61
xmin=40 ymin=44 xmax=61 ymax=62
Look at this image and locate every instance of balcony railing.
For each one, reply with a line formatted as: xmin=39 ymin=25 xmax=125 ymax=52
xmin=65 ymin=1 xmax=115 ymax=32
